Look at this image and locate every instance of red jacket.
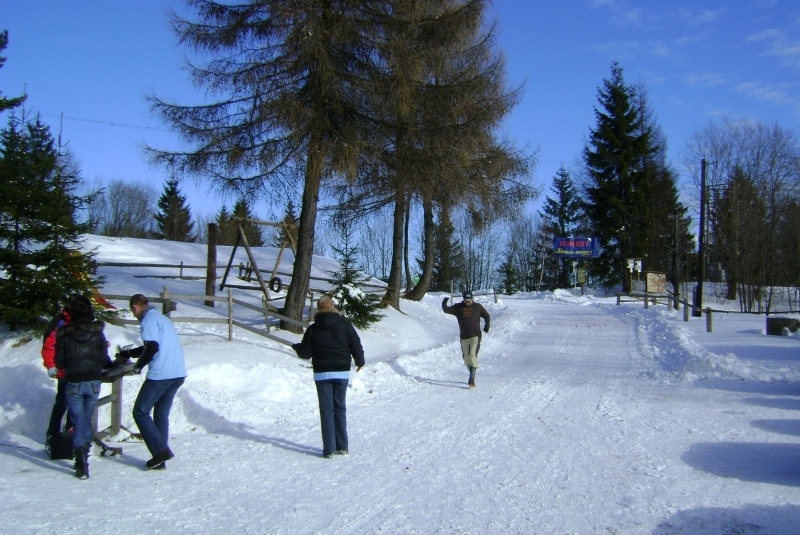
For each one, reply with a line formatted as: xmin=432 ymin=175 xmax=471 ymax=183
xmin=42 ymin=309 xmax=72 ymax=379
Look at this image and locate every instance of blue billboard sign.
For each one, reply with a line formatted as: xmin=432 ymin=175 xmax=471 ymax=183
xmin=553 ymin=237 xmax=598 ymax=258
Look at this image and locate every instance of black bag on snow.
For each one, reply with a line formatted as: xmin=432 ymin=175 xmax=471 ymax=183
xmin=46 ymin=432 xmax=75 ymax=460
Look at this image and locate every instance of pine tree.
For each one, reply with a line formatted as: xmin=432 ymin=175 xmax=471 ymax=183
xmin=498 ymin=255 xmax=519 ymax=295
xmin=583 ymin=63 xmax=657 ymax=292
xmin=583 ymin=63 xmax=691 ymax=293
xmin=328 ymin=223 xmax=384 ymax=329
xmin=0 ymin=115 xmax=100 ymax=329
xmin=231 ymin=199 xmax=264 ymax=247
xmin=215 ymin=205 xmax=236 ymax=245
xmin=154 ymin=178 xmax=195 ymax=242
xmin=274 ymin=199 xmax=299 ymax=248
xmin=0 ymin=31 xmax=26 ymax=113
xmin=431 ymin=206 xmax=465 ymax=292
xmin=542 ymin=166 xmax=586 ymax=289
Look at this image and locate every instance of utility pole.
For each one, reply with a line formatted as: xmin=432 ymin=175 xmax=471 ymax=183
xmin=694 ymin=158 xmax=707 ymax=317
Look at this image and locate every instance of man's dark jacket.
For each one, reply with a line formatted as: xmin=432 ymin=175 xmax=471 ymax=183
xmin=442 ymin=298 xmax=491 ymax=340
xmin=292 ymin=312 xmax=365 ymax=373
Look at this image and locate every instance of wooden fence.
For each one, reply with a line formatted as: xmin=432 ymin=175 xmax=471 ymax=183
xmin=97 ymin=259 xmax=388 ymax=345
xmin=613 ymin=290 xmax=791 ymax=334
xmin=103 ymin=287 xmax=310 ymax=347
xmin=95 ymin=260 xmax=389 ymax=292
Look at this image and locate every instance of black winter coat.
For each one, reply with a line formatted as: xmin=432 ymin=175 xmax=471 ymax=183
xmin=55 ymin=320 xmax=111 ymax=383
xmin=292 ymin=312 xmax=365 ymax=373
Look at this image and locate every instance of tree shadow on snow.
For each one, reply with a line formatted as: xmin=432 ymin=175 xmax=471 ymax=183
xmin=742 ymin=396 xmax=800 ymax=411
xmin=698 ymin=377 xmax=800 ymax=397
xmin=682 ymin=441 xmax=800 ymax=486
xmin=653 ymin=503 xmax=800 ymax=534
xmin=177 ymin=390 xmax=321 ymax=457
xmin=750 ymin=418 xmax=800 ymax=438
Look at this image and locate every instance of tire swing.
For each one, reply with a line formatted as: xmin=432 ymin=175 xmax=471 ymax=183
xmin=269 ymin=277 xmax=283 ymax=293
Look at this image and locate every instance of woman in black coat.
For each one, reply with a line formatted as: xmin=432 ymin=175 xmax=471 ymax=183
xmin=55 ymin=295 xmax=112 ymax=479
xmin=292 ymin=295 xmax=365 ymax=458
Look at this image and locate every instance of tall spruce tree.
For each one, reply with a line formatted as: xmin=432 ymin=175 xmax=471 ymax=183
xmin=0 ymin=30 xmax=26 ymax=113
xmin=0 ymin=115 xmax=100 ymax=328
xmin=155 ymin=178 xmax=195 ymax=242
xmin=542 ymin=166 xmax=586 ymax=289
xmin=583 ymin=63 xmax=657 ymax=292
xmin=583 ymin=63 xmax=691 ymax=293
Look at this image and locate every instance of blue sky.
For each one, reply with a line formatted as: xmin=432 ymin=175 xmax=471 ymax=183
xmin=2 ymin=1 xmax=799 ymax=220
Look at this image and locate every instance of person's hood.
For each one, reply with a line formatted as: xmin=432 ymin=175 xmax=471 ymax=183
xmin=312 ymin=311 xmax=340 ymax=329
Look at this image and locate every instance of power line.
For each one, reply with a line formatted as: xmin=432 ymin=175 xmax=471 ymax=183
xmin=39 ymin=112 xmax=173 ymax=132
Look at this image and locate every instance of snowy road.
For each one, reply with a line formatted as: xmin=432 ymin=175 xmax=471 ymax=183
xmin=4 ymin=292 xmax=800 ymax=534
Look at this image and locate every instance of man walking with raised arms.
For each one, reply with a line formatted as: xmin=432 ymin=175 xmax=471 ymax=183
xmin=442 ymin=291 xmax=490 ymax=388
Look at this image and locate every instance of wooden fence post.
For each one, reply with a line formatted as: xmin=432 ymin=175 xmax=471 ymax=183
xmin=227 ymin=290 xmax=233 ymax=341
xmin=684 ymin=299 xmax=690 ymax=322
xmin=205 ymin=223 xmax=217 ymax=307
xmin=161 ymin=286 xmax=170 ymax=317
xmin=262 ymin=294 xmax=271 ymax=333
xmin=706 ymin=307 xmax=713 ymax=332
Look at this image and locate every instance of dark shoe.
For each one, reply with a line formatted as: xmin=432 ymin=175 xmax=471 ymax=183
xmin=146 ymin=448 xmax=174 ymax=469
xmin=147 ymin=462 xmax=167 ymax=470
xmin=468 ymin=376 xmax=475 ymax=388
xmin=74 ymin=447 xmax=89 ymax=479
xmin=323 ymin=453 xmax=334 ymax=459
xmin=334 ymin=449 xmax=349 ymax=456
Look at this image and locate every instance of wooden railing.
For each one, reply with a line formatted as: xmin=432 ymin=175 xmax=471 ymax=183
xmin=103 ymin=288 xmax=310 ymax=347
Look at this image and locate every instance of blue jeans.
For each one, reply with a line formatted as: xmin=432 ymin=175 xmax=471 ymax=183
xmin=133 ymin=377 xmax=185 ymax=456
xmin=315 ymin=379 xmax=348 ymax=456
xmin=65 ymin=381 xmax=102 ymax=450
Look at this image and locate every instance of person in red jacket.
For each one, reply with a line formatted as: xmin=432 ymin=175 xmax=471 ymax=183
xmin=42 ymin=297 xmax=77 ymax=447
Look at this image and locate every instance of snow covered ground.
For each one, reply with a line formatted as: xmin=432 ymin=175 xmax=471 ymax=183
xmin=2 ymin=236 xmax=800 ymax=534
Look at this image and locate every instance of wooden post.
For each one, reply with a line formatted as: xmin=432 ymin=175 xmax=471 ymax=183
xmin=706 ymin=307 xmax=713 ymax=332
xmin=644 ymin=295 xmax=649 ymax=309
xmin=228 ymin=290 xmax=233 ymax=341
xmin=262 ymin=294 xmax=271 ymax=333
xmin=684 ymin=299 xmax=690 ymax=322
xmin=109 ymin=375 xmax=123 ymax=435
xmin=161 ymin=286 xmax=170 ymax=317
xmin=206 ymin=223 xmax=217 ymax=307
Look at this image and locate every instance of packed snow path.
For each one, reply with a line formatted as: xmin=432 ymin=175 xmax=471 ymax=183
xmin=4 ymin=295 xmax=800 ymax=534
